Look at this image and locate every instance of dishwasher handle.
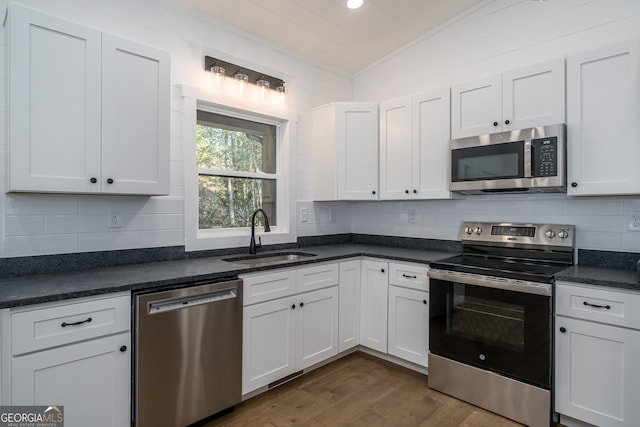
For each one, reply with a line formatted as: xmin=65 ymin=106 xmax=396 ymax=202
xmin=148 ymin=288 xmax=237 ymax=314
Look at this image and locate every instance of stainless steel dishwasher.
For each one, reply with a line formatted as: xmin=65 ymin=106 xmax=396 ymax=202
xmin=135 ymin=279 xmax=242 ymax=427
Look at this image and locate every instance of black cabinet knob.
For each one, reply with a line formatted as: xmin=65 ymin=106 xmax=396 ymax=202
xmin=493 ymin=121 xmax=498 ymax=127
xmin=90 ymin=177 xmax=97 ymax=184
xmin=571 ymin=182 xmax=578 ymax=188
xmin=505 ymin=119 xmax=510 ymax=125
xmin=300 ymin=302 xmax=304 ymax=308
xmin=405 ymin=190 xmax=409 ymax=194
xmin=413 ymin=189 xmax=417 ymax=194
xmin=380 ymin=268 xmax=385 ymax=273
xmin=423 ymin=300 xmax=427 ymax=305
xmin=559 ymin=327 xmax=567 ymax=333
xmin=107 ymin=178 xmax=114 ymax=184
xmin=372 ymin=190 xmax=376 ymax=195
xmin=120 ymin=345 xmax=127 ymax=352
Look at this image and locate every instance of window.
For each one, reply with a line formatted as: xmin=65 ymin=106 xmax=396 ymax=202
xmin=182 ymin=92 xmax=295 ymax=252
xmin=196 ymin=111 xmax=277 ymax=230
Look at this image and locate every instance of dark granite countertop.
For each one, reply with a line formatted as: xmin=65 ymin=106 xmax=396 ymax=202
xmin=556 ymin=265 xmax=640 ymax=292
xmin=0 ymin=244 xmax=452 ymax=309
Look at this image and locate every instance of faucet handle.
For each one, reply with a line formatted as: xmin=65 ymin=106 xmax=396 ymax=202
xmin=256 ymin=236 xmax=262 ymax=249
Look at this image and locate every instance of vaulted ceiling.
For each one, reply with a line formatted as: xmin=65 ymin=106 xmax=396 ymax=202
xmin=177 ymin=0 xmax=484 ymax=75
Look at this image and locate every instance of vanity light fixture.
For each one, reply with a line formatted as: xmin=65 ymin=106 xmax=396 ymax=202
xmin=347 ymin=0 xmax=363 ymax=9
xmin=204 ymin=56 xmax=286 ymax=104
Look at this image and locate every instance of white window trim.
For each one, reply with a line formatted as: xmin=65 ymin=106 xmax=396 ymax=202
xmin=181 ymin=84 xmax=297 ymax=252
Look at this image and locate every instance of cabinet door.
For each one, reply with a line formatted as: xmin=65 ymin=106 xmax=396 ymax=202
xmin=102 ymin=34 xmax=170 ymax=195
xmin=296 ymin=287 xmax=339 ymax=369
xmin=339 ymin=260 xmax=361 ymax=352
xmin=11 ymin=333 xmax=131 ymax=427
xmin=242 ymin=296 xmax=296 ymax=394
xmin=451 ymin=75 xmax=501 ymax=139
xmin=413 ymin=88 xmax=451 ymax=199
xmin=555 ymin=316 xmax=640 ymax=427
xmin=8 ymin=5 xmax=102 ymax=193
xmin=502 ymin=58 xmax=565 ymax=131
xmin=379 ymin=97 xmax=413 ymax=200
xmin=567 ymin=39 xmax=640 ymax=195
xmin=360 ymin=260 xmax=388 ymax=353
xmin=336 ymin=104 xmax=379 ymax=200
xmin=388 ymin=286 xmax=429 ymax=367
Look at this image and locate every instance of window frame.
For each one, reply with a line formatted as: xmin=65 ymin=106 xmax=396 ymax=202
xmin=182 ymin=86 xmax=296 ymax=252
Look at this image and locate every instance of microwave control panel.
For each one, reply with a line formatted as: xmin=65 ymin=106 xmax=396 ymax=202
xmin=531 ymin=136 xmax=558 ymax=177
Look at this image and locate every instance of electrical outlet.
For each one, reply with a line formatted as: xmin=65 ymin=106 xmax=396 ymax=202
xmin=329 ymin=207 xmax=336 ymax=222
xmin=408 ymin=209 xmax=417 ymax=224
xmin=629 ymin=211 xmax=640 ymax=231
xmin=300 ymin=208 xmax=308 ymax=223
xmin=108 ymin=208 xmax=122 ymax=228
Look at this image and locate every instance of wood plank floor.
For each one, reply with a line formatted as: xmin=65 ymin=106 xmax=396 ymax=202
xmin=203 ymin=352 xmax=553 ymax=427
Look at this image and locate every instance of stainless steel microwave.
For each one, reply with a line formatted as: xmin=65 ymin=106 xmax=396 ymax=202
xmin=449 ymin=124 xmax=566 ymax=194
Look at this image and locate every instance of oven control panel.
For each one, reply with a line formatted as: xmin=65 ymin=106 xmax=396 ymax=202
xmin=460 ymin=222 xmax=574 ymax=248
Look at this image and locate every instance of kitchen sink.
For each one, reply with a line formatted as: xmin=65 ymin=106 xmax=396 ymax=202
xmin=223 ymin=251 xmax=316 ymax=265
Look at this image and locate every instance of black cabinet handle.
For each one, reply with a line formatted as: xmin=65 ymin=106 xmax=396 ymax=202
xmin=493 ymin=121 xmax=498 ymax=127
xmin=120 ymin=345 xmax=127 ymax=352
xmin=505 ymin=119 xmax=510 ymax=125
xmin=61 ymin=317 xmax=92 ymax=327
xmin=402 ymin=274 xmax=417 ymax=279
xmin=89 ymin=177 xmax=97 ymax=184
xmin=380 ymin=268 xmax=385 ymax=273
xmin=413 ymin=189 xmax=417 ymax=194
xmin=405 ymin=190 xmax=409 ymax=194
xmin=583 ymin=301 xmax=611 ymax=310
xmin=300 ymin=302 xmax=304 ymax=308
xmin=291 ymin=304 xmax=296 ymax=310
xmin=423 ymin=300 xmax=427 ymax=305
xmin=571 ymin=182 xmax=578 ymax=188
xmin=559 ymin=327 xmax=567 ymax=333
xmin=106 ymin=178 xmax=114 ymax=184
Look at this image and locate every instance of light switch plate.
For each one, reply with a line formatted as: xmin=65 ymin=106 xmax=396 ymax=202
xmin=300 ymin=208 xmax=308 ymax=223
xmin=629 ymin=211 xmax=640 ymax=231
xmin=108 ymin=208 xmax=122 ymax=228
xmin=408 ymin=209 xmax=417 ymax=224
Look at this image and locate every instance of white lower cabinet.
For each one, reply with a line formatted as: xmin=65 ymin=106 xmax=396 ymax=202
xmin=338 ymin=260 xmax=361 ymax=352
xmin=555 ymin=282 xmax=640 ymax=427
xmin=359 ymin=260 xmax=389 ymax=353
xmin=12 ymin=334 xmax=131 ymax=427
xmin=388 ymin=286 xmax=429 ymax=367
xmin=9 ymin=293 xmax=131 ymax=427
xmin=241 ymin=264 xmax=339 ymax=395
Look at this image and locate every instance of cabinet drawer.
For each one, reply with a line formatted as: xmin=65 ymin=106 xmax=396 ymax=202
xmin=556 ymin=282 xmax=640 ymax=330
xmin=241 ymin=269 xmax=296 ymax=306
xmin=389 ymin=263 xmax=428 ymax=291
xmin=296 ymin=263 xmax=339 ymax=293
xmin=11 ymin=293 xmax=131 ymax=356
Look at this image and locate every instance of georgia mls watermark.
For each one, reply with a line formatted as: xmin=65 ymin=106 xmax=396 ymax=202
xmin=0 ymin=406 xmax=63 ymax=427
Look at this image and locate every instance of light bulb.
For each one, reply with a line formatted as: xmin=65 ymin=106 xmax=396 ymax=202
xmin=347 ymin=0 xmax=363 ymax=9
xmin=257 ymin=79 xmax=270 ymax=102
xmin=234 ymin=72 xmax=249 ymax=96
xmin=210 ymin=66 xmax=225 ymax=91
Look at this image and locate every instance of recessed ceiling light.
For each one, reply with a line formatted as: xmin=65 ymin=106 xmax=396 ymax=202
xmin=347 ymin=0 xmax=363 ymax=10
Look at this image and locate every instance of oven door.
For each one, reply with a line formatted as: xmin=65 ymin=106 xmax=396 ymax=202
xmin=429 ymin=270 xmax=551 ymax=389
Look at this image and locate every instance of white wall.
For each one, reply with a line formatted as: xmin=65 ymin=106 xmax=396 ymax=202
xmin=0 ymin=0 xmax=352 ymax=258
xmin=348 ymin=0 xmax=640 ymax=253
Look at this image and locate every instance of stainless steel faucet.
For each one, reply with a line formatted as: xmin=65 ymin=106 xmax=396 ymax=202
xmin=249 ymin=208 xmax=271 ymax=254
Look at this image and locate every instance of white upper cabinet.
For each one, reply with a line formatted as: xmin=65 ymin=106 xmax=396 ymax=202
xmin=312 ymin=103 xmax=379 ymax=200
xmin=379 ymin=88 xmax=451 ymax=200
xmin=8 ymin=5 xmax=170 ymax=195
xmin=566 ymin=39 xmax=640 ymax=196
xmin=451 ymin=58 xmax=565 ymax=139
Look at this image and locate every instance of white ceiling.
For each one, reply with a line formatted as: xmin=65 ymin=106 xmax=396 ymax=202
xmin=177 ymin=0 xmax=484 ymax=75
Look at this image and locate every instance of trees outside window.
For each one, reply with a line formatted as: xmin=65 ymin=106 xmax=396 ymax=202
xmin=196 ymin=111 xmax=277 ymax=230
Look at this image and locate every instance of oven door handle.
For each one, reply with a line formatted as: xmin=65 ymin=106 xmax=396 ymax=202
xmin=428 ymin=269 xmax=552 ymax=296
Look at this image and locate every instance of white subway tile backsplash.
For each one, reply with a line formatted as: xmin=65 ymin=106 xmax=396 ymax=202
xmin=564 ymin=198 xmax=624 ymax=216
xmin=576 ymin=231 xmax=622 ymax=251
xmin=5 ymin=215 xmax=44 ymax=236
xmin=6 ymin=195 xmax=79 ymax=215
xmin=163 ymin=214 xmax=184 ymax=230
xmin=45 ymin=215 xmax=105 ymax=234
xmin=126 ymin=214 xmax=164 ymax=230
xmin=78 ymin=231 xmax=139 ymax=252
xmin=6 ymin=234 xmax=78 ymax=257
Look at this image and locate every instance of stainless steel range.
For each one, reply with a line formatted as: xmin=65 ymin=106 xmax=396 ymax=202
xmin=428 ymin=222 xmax=574 ymax=427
